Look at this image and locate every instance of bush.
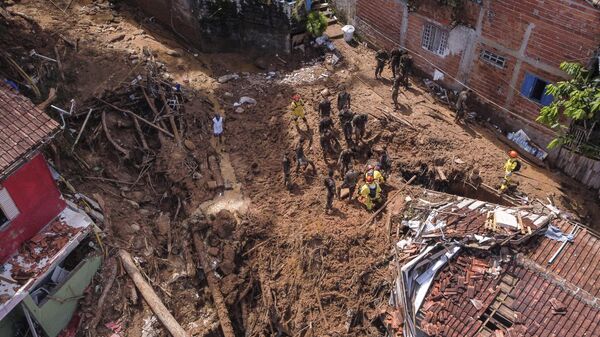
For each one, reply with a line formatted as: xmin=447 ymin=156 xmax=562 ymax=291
xmin=306 ymin=11 xmax=328 ymax=37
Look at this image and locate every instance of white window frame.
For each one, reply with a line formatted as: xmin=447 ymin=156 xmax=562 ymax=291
xmin=421 ymin=23 xmax=449 ymax=56
xmin=0 ymin=188 xmax=19 ymax=230
xmin=480 ymin=50 xmax=507 ymax=68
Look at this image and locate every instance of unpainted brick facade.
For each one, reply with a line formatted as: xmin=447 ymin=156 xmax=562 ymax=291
xmin=355 ymin=0 xmax=600 ymax=158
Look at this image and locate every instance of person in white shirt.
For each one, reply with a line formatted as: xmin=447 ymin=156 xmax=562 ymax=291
xmin=213 ymin=113 xmax=224 ymax=144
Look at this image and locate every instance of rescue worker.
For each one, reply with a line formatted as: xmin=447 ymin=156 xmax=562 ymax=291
xmin=338 ymin=86 xmax=351 ymax=111
xmin=338 ymin=107 xmax=354 ymax=125
xmin=320 ymin=128 xmax=340 ymax=155
xmin=295 ymin=139 xmax=316 ymax=174
xmin=342 ymin=119 xmax=354 ymax=147
xmin=392 ymin=75 xmax=402 ymax=110
xmin=399 ymin=51 xmax=413 ymax=88
xmin=469 ymin=167 xmax=482 ymax=189
xmin=324 ymin=168 xmax=336 ymax=213
xmin=455 ymin=89 xmax=470 ymax=123
xmin=359 ymin=175 xmax=382 ymax=211
xmin=390 ymin=48 xmax=402 ymax=79
xmin=337 ymin=167 xmax=360 ymax=201
xmin=352 ymin=113 xmax=368 ymax=142
xmin=379 ymin=145 xmax=392 ymax=174
xmin=499 ymin=150 xmax=521 ymax=193
xmin=282 ymin=153 xmax=291 ymax=189
xmin=319 ymin=95 xmax=332 ymax=118
xmin=375 ymin=49 xmax=389 ymax=79
xmin=290 ymin=94 xmax=309 ymax=128
xmin=319 ymin=116 xmax=334 ymax=135
xmin=365 ymin=164 xmax=385 ymax=185
xmin=338 ymin=148 xmax=354 ymax=175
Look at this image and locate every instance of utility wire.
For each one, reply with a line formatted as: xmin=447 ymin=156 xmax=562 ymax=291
xmin=356 ymin=20 xmax=558 ymax=135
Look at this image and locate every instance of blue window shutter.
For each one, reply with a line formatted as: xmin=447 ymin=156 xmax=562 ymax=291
xmin=540 ymin=85 xmax=554 ymax=106
xmin=520 ymin=73 xmax=536 ymax=98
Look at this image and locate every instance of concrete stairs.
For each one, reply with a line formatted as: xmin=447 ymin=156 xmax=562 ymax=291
xmin=311 ymin=1 xmax=337 ymax=25
xmin=311 ymin=1 xmax=343 ymax=39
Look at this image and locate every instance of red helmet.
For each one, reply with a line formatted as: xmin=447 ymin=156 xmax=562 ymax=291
xmin=366 ymin=175 xmax=375 ymax=183
xmin=509 ymin=150 xmax=518 ymax=158
xmin=292 ymin=94 xmax=301 ymax=101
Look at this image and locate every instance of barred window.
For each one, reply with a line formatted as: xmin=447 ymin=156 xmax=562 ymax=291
xmin=480 ymin=50 xmax=507 ymax=68
xmin=421 ymin=24 xmax=448 ymax=56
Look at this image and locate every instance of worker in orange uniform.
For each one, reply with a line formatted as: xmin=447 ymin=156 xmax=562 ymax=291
xmin=359 ymin=175 xmax=382 ymax=211
xmin=499 ymin=150 xmax=521 ymax=193
xmin=290 ymin=94 xmax=309 ymax=128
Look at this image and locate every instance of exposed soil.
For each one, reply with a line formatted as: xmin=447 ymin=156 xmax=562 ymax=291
xmin=1 ymin=1 xmax=599 ymax=337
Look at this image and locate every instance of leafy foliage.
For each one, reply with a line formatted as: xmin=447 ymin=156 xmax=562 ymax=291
xmin=536 ymin=62 xmax=600 ymax=149
xmin=306 ymin=11 xmax=328 ymax=37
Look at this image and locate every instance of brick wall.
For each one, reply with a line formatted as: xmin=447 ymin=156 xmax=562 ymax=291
xmin=468 ymin=44 xmax=517 ymax=109
xmin=356 ymin=0 xmax=403 ymax=49
xmin=356 ymin=0 xmax=600 ymax=154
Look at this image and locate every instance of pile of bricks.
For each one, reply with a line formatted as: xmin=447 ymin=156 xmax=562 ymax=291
xmin=419 ymin=255 xmax=492 ymax=336
xmin=380 ymin=306 xmax=404 ymax=336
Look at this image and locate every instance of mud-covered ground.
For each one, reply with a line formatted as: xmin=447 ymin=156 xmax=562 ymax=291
xmin=1 ymin=0 xmax=599 ymax=336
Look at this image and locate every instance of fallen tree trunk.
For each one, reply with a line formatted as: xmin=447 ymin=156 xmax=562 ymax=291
xmin=102 ymin=110 xmax=130 ymax=158
xmin=118 ymin=250 xmax=189 ymax=337
xmin=97 ymin=97 xmax=175 ymax=138
xmin=193 ymin=233 xmax=236 ymax=337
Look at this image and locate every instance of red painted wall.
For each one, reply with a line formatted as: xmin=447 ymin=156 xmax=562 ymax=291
xmin=0 ymin=153 xmax=65 ymax=263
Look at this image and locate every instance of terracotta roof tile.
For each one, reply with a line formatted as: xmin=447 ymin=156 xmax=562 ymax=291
xmin=0 ymin=84 xmax=59 ymax=174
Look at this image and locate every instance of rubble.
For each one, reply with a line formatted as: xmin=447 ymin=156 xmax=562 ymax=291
xmin=1 ymin=1 xmax=599 ymax=336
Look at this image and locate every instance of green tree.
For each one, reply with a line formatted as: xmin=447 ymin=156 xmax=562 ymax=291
xmin=306 ymin=11 xmax=328 ymax=37
xmin=536 ymin=62 xmax=600 ymax=149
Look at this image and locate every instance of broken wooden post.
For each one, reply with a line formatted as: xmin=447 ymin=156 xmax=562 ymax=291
xmin=102 ymin=110 xmax=130 ymax=158
xmin=208 ymin=155 xmax=224 ymax=189
xmin=193 ymin=233 xmax=236 ymax=337
xmin=88 ymin=258 xmax=117 ymax=331
xmin=160 ymin=92 xmax=183 ymax=147
xmin=118 ymin=250 xmax=190 ymax=337
xmin=97 ymin=98 xmax=175 ymax=138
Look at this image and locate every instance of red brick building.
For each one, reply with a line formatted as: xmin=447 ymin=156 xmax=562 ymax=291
xmin=354 ymin=0 xmax=600 ymax=160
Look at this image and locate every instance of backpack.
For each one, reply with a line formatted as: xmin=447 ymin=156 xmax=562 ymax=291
xmin=513 ymin=160 xmax=521 ymax=172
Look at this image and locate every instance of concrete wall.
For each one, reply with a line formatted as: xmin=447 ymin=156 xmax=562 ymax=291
xmin=354 ymin=0 xmax=600 ymax=163
xmin=134 ymin=0 xmax=301 ymax=53
xmin=331 ymin=0 xmax=357 ymax=25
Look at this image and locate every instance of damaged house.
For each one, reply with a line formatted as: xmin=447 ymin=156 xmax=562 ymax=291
xmin=0 ymin=84 xmax=101 ymax=336
xmin=387 ymin=190 xmax=600 ymax=337
xmin=347 ymin=0 xmax=600 ymax=188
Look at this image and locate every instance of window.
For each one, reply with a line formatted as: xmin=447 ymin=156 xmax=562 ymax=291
xmin=480 ymin=50 xmax=506 ymax=68
xmin=520 ymin=73 xmax=553 ymax=106
xmin=421 ymin=24 xmax=448 ymax=56
xmin=0 ymin=188 xmax=19 ymax=230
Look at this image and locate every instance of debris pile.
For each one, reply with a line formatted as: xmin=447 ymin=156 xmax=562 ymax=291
xmin=390 ymin=190 xmax=600 ymax=337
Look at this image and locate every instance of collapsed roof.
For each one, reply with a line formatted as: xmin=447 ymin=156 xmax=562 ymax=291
xmin=388 ymin=191 xmax=599 ymax=337
xmin=0 ymin=205 xmax=94 ymax=321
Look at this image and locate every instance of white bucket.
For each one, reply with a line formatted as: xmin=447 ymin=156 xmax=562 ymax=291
xmin=341 ymin=25 xmax=355 ymax=42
